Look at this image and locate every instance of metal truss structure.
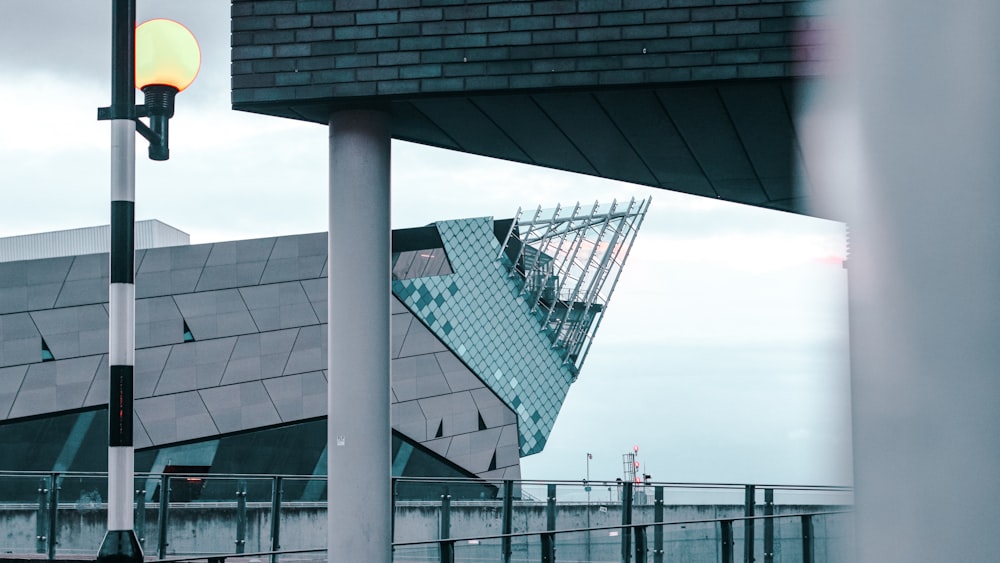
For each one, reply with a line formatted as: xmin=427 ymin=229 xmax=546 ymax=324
xmin=498 ymin=197 xmax=651 ymax=374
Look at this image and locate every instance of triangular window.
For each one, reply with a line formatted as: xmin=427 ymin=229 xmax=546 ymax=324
xmin=183 ymin=321 xmax=195 ymax=342
xmin=489 ymin=451 xmax=497 ymax=471
xmin=477 ymin=412 xmax=487 ymax=431
xmin=41 ymin=338 xmax=55 ymax=362
xmin=434 ymin=420 xmax=444 ymax=439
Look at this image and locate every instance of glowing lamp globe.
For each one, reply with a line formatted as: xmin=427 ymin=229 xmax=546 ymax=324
xmin=135 ymin=19 xmax=201 ymax=92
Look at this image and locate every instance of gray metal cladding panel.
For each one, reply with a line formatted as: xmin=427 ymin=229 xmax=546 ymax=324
xmin=30 ymin=305 xmax=109 ymax=360
xmin=418 ymin=392 xmax=480 ymax=438
xmin=262 ymin=371 xmax=326 ymax=422
xmin=495 ymin=424 xmax=520 ymax=468
xmin=199 ymin=381 xmax=281 ymax=435
xmin=283 ymin=324 xmax=326 ymax=376
xmin=391 ymin=400 xmax=428 ymax=443
xmin=55 ymin=254 xmax=109 ymax=308
xmin=390 ymin=295 xmax=408 ymax=315
xmin=138 ymin=244 xmax=212 ymax=273
xmin=135 ymin=269 xmax=201 ymax=298
xmin=0 ymin=313 xmax=40 ymax=367
xmin=133 ymin=413 xmax=153 ymax=449
xmin=299 ymin=277 xmax=328 ymax=322
xmin=65 ymin=253 xmax=106 ymax=281
xmin=210 ymin=238 xmax=277 ymax=265
xmin=391 ymin=354 xmax=450 ymax=403
xmin=153 ymin=338 xmax=238 ymax=396
xmin=9 ymin=356 xmax=102 ymax=419
xmin=0 ymin=286 xmax=29 ymax=315
xmin=221 ymin=328 xmax=298 ymax=385
xmin=135 ymin=296 xmax=184 ymax=349
xmin=195 ymin=238 xmax=276 ymax=291
xmin=481 ymin=465 xmax=521 ymax=482
xmin=136 ymin=391 xmax=219 ymax=445
xmin=421 ymin=436 xmax=452 ymax=459
xmin=259 ymin=233 xmax=327 ymax=285
xmin=239 ymin=281 xmax=320 ymax=331
xmin=0 ymin=365 xmax=28 ymax=418
xmin=470 ymin=387 xmax=517 ymax=428
xmin=446 ymin=427 xmax=503 ymax=474
xmin=173 ymin=289 xmax=259 ymax=340
xmin=133 ymin=347 xmax=171 ymax=398
xmin=435 ymin=351 xmax=482 ymax=393
xmin=82 ymin=354 xmax=109 ymax=407
xmin=0 ymin=257 xmax=73 ymax=291
xmin=55 ymin=276 xmax=108 ymax=309
xmin=397 ymin=316 xmax=448 ymax=357
xmin=390 ymin=311 xmax=412 ymax=359
xmin=135 ymin=245 xmax=212 ymax=298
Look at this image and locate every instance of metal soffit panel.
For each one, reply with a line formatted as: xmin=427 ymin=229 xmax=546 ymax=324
xmin=241 ymin=80 xmax=804 ymax=212
xmin=388 ymin=79 xmax=804 ymax=213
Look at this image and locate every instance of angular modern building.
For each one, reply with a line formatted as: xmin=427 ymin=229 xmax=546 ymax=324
xmin=0 ymin=199 xmax=647 ymax=500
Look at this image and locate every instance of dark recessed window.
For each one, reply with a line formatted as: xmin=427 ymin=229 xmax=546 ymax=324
xmin=182 ymin=321 xmax=195 ymax=342
xmin=41 ymin=339 xmax=54 ymax=362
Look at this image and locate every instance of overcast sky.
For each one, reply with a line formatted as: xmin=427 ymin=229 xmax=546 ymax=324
xmin=0 ymin=1 xmax=851 ymax=487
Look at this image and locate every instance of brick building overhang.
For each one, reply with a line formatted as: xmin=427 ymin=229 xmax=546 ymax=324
xmin=231 ymin=0 xmax=826 ymax=215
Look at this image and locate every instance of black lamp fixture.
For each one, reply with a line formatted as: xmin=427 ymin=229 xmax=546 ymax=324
xmin=98 ymin=17 xmax=201 ymax=161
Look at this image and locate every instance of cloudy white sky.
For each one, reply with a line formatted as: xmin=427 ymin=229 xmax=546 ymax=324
xmin=0 ymin=1 xmax=851 ymax=486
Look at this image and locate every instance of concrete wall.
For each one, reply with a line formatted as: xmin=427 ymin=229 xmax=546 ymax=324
xmin=0 ymin=502 xmax=852 ymax=562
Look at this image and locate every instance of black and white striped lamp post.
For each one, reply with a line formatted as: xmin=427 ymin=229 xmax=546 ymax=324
xmin=97 ymin=3 xmax=199 ymax=562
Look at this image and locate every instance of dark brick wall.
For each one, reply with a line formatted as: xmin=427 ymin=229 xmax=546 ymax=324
xmin=231 ymin=0 xmax=825 ymax=107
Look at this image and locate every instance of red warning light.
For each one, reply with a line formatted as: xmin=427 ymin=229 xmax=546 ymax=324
xmin=633 ymin=445 xmax=639 ymax=453
xmin=634 ymin=461 xmax=640 ymax=468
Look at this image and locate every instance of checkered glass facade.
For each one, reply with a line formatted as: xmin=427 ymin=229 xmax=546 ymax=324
xmin=394 ymin=218 xmax=575 ymax=456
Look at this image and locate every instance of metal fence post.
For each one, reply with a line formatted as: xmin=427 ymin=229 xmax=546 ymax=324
xmin=135 ymin=485 xmax=146 ymax=548
xmin=801 ymin=515 xmax=813 ymax=563
xmin=157 ymin=474 xmax=170 ymax=559
xmin=35 ymin=478 xmax=48 ymax=554
xmin=721 ymin=519 xmax=734 ymax=563
xmin=546 ymin=483 xmax=557 ymax=533
xmin=502 ymin=480 xmax=513 ymax=563
xmin=440 ymin=489 xmax=453 ymax=563
xmin=622 ymin=481 xmax=633 ymax=563
xmin=47 ymin=473 xmax=59 ymax=561
xmin=763 ymin=489 xmax=774 ymax=563
xmin=653 ymin=486 xmax=664 ymax=563
xmin=635 ymin=526 xmax=647 ymax=563
xmin=541 ymin=533 xmax=555 ymax=563
xmin=235 ymin=479 xmax=247 ymax=554
xmin=744 ymin=485 xmax=755 ymax=563
xmin=270 ymin=476 xmax=283 ymax=563
xmin=542 ymin=483 xmax=556 ymax=563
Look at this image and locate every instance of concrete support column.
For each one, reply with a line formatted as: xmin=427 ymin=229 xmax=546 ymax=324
xmin=327 ymin=109 xmax=392 ymax=563
xmin=808 ymin=2 xmax=1000 ymax=561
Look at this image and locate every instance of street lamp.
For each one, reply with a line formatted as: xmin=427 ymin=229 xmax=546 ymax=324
xmin=135 ymin=18 xmax=200 ymax=161
xmin=96 ymin=3 xmax=199 ymax=563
